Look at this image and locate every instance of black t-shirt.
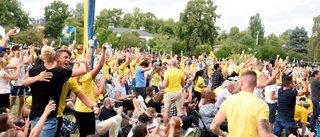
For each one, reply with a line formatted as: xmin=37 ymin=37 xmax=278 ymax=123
xmin=34 ymin=57 xmax=44 ymax=67
xmin=29 ymin=65 xmax=72 ymax=120
xmin=311 ymin=79 xmax=320 ymax=102
xmin=147 ymin=99 xmax=162 ymax=113
xmin=99 ymin=107 xmax=117 ymax=121
xmin=277 ymin=88 xmax=297 ymax=122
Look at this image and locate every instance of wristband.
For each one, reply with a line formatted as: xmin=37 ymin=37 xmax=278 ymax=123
xmin=89 ymin=46 xmax=94 ymax=48
xmin=302 ymin=78 xmax=306 ymax=81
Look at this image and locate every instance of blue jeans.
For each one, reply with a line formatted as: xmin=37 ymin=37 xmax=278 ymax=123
xmin=310 ymin=100 xmax=320 ymax=129
xmin=273 ymin=119 xmax=296 ymax=136
xmin=31 ymin=117 xmax=57 ymax=137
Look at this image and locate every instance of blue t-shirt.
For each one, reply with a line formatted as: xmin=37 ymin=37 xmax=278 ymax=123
xmin=276 ymin=88 xmax=297 ymax=122
xmin=135 ymin=67 xmax=145 ymax=87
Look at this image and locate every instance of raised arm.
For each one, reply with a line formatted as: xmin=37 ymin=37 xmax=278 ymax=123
xmin=210 ymin=110 xmax=227 ymax=137
xmin=90 ymin=45 xmax=106 ymax=80
xmin=3 ymin=63 xmax=22 ymax=80
xmin=71 ymin=61 xmax=87 ymax=77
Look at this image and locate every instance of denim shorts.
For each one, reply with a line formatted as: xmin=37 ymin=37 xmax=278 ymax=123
xmin=10 ymin=86 xmax=25 ymax=97
xmin=31 ymin=117 xmax=57 ymax=137
xmin=267 ymin=103 xmax=277 ymax=123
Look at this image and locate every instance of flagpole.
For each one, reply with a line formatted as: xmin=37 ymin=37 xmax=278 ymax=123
xmin=75 ymin=29 xmax=77 ymax=41
xmin=58 ymin=39 xmax=62 ymax=47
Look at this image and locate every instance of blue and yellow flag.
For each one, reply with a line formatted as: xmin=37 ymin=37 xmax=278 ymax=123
xmin=83 ymin=0 xmax=96 ymax=55
xmin=84 ymin=0 xmax=96 ymax=69
xmin=61 ymin=26 xmax=76 ymax=44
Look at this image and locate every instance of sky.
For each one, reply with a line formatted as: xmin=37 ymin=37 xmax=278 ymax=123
xmin=20 ymin=0 xmax=320 ymax=36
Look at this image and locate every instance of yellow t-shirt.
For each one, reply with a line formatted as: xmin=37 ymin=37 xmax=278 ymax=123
xmin=75 ymin=73 xmax=97 ymax=112
xmin=73 ymin=50 xmax=82 ymax=59
xmin=254 ymin=69 xmax=262 ymax=79
xmin=220 ymin=91 xmax=269 ymax=137
xmin=194 ymin=76 xmax=205 ymax=92
xmin=117 ymin=63 xmax=129 ymax=83
xmin=57 ymin=78 xmax=80 ymax=117
xmin=152 ymin=73 xmax=160 ymax=87
xmin=103 ymin=63 xmax=110 ymax=79
xmin=294 ymin=105 xmax=308 ymax=123
xmin=130 ymin=61 xmax=137 ymax=79
xmin=164 ymin=68 xmax=184 ymax=92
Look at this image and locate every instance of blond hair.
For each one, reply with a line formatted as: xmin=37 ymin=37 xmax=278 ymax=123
xmin=0 ymin=58 xmax=6 ymax=70
xmin=41 ymin=46 xmax=55 ymax=62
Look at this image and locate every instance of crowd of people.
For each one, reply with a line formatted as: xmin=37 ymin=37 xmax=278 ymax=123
xmin=0 ymin=28 xmax=319 ymax=137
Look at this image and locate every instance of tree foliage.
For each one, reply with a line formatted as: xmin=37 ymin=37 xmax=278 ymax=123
xmin=44 ymin=0 xmax=70 ymax=38
xmin=194 ymin=44 xmax=212 ymax=57
xmin=308 ymin=15 xmax=320 ymax=62
xmin=285 ymin=27 xmax=309 ymax=53
xmin=189 ymin=28 xmax=202 ymax=54
xmin=12 ymin=27 xmax=44 ymax=45
xmin=0 ymin=0 xmax=29 ymax=30
xmin=265 ymin=33 xmax=280 ymax=46
xmin=249 ymin=13 xmax=265 ymax=45
xmin=96 ymin=8 xmax=124 ymax=29
xmin=215 ymin=45 xmax=233 ymax=58
xmin=176 ymin=0 xmax=220 ymax=47
xmin=148 ymin=34 xmax=174 ymax=53
xmin=238 ymin=34 xmax=255 ymax=48
xmin=119 ymin=31 xmax=140 ymax=49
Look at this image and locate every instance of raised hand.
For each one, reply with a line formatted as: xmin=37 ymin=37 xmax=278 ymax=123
xmin=44 ymin=101 xmax=56 ymax=116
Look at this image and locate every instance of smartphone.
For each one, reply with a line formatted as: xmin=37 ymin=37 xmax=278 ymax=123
xmin=16 ymin=28 xmax=20 ymax=33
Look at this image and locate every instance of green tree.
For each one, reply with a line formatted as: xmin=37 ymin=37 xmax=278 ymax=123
xmin=189 ymin=28 xmax=202 ymax=54
xmin=121 ymin=13 xmax=136 ymax=28
xmin=194 ymin=44 xmax=212 ymax=57
xmin=12 ymin=27 xmax=44 ymax=45
xmin=308 ymin=15 xmax=320 ymax=62
xmin=172 ymin=40 xmax=186 ymax=55
xmin=265 ymin=33 xmax=280 ymax=46
xmin=279 ymin=29 xmax=291 ymax=46
xmin=44 ymin=0 xmax=70 ymax=38
xmin=286 ymin=27 xmax=309 ymax=53
xmin=64 ymin=2 xmax=84 ymax=44
xmin=0 ymin=0 xmax=29 ymax=29
xmin=148 ymin=34 xmax=174 ymax=53
xmin=157 ymin=18 xmax=176 ymax=36
xmin=119 ymin=31 xmax=140 ymax=49
xmin=238 ymin=34 xmax=255 ymax=48
xmin=96 ymin=8 xmax=123 ymax=28
xmin=254 ymin=45 xmax=285 ymax=60
xmin=96 ymin=28 xmax=119 ymax=48
xmin=286 ymin=51 xmax=306 ymax=62
xmin=229 ymin=26 xmax=240 ymax=38
xmin=176 ymin=0 xmax=220 ymax=47
xmin=249 ymin=13 xmax=265 ymax=45
xmin=215 ymin=45 xmax=233 ymax=58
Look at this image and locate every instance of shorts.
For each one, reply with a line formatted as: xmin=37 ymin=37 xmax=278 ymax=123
xmin=10 ymin=86 xmax=25 ymax=97
xmin=267 ymin=103 xmax=277 ymax=123
xmin=164 ymin=92 xmax=183 ymax=110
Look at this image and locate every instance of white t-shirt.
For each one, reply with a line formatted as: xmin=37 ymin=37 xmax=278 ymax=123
xmin=253 ymin=87 xmax=264 ymax=99
xmin=215 ymin=88 xmax=232 ymax=108
xmin=264 ymin=84 xmax=278 ymax=104
xmin=147 ymin=118 xmax=157 ymax=133
xmin=114 ymin=84 xmax=127 ymax=100
xmin=0 ymin=71 xmax=10 ymax=94
xmin=10 ymin=57 xmax=25 ymax=86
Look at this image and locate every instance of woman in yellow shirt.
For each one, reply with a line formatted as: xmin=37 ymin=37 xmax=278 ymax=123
xmin=74 ymin=44 xmax=106 ymax=137
xmin=152 ymin=67 xmax=162 ymax=93
xmin=193 ymin=70 xmax=206 ymax=108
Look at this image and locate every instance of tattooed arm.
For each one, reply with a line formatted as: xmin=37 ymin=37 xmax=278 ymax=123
xmin=257 ymin=119 xmax=276 ymax=137
xmin=210 ymin=110 xmax=227 ymax=137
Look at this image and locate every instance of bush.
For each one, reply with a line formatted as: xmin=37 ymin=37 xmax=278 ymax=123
xmin=214 ymin=45 xmax=233 ymax=59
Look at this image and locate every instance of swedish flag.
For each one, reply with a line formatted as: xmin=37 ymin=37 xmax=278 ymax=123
xmin=61 ymin=26 xmax=76 ymax=44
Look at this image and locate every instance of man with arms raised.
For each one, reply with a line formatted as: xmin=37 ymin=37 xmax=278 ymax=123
xmin=211 ymin=70 xmax=278 ymax=137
